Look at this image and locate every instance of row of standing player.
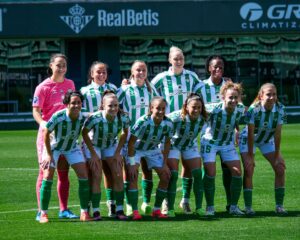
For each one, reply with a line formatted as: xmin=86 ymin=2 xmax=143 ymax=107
xmin=32 ymin=46 xmax=287 ymax=223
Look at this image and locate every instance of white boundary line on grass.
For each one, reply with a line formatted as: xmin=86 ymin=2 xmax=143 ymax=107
xmin=0 ymin=187 xmax=183 ymax=215
xmin=0 ymin=168 xmax=38 ymax=171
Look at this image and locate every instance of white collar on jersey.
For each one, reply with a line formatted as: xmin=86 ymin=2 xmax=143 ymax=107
xmin=91 ymin=81 xmax=106 ymax=88
xmin=261 ymin=103 xmax=276 ymax=113
xmin=131 ymin=80 xmax=147 ymax=88
xmin=150 ymin=115 xmax=164 ymax=126
xmin=65 ymin=109 xmax=83 ymax=122
xmin=206 ymin=77 xmax=226 ymax=86
xmin=221 ymin=101 xmax=239 ymax=114
xmin=167 ymin=67 xmax=187 ymax=76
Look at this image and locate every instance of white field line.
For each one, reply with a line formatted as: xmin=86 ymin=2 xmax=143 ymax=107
xmin=0 ymin=169 xmax=183 ymax=214
xmin=0 ymin=168 xmax=38 ymax=171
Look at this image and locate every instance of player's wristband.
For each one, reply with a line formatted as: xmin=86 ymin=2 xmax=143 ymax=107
xmin=128 ymin=156 xmax=135 ymax=166
xmin=40 ymin=120 xmax=47 ymax=129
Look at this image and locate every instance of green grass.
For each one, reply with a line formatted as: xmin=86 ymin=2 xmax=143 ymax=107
xmin=0 ymin=125 xmax=299 ymax=240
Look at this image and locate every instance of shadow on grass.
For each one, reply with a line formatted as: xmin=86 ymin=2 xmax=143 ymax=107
xmin=54 ymin=210 xmax=300 ymax=223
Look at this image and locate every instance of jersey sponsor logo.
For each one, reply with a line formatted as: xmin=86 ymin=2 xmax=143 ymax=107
xmin=240 ymin=2 xmax=300 ymax=30
xmin=60 ymin=4 xmax=94 ymax=34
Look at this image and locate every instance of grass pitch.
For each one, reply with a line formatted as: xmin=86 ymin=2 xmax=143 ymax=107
xmin=0 ymin=125 xmax=299 ymax=240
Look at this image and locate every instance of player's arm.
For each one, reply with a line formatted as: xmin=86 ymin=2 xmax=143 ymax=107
xmin=41 ymin=128 xmax=54 ymax=170
xmin=33 ymin=107 xmax=47 ymax=128
xmin=127 ymin=134 xmax=138 ymax=180
xmin=274 ymin=124 xmax=282 ymax=158
xmin=116 ymin=128 xmax=128 ymax=156
xmin=247 ymin=124 xmax=255 ymax=161
xmin=82 ymin=127 xmax=101 ymax=171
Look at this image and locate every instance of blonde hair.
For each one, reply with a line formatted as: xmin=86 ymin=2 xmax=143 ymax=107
xmin=169 ymin=46 xmax=184 ymax=60
xmin=220 ymin=82 xmax=243 ymax=98
xmin=130 ymin=60 xmax=152 ymax=94
xmin=253 ymin=83 xmax=277 ymax=104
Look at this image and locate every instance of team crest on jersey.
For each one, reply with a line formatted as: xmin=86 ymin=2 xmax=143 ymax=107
xmin=224 ymin=124 xmax=231 ymax=132
xmin=262 ymin=121 xmax=269 ymax=129
xmin=188 ymin=131 xmax=194 ymax=139
xmin=69 ymin=130 xmax=77 ymax=138
xmin=60 ymin=4 xmax=94 ymax=34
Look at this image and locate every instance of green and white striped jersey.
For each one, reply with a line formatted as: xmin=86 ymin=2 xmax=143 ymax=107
xmin=245 ymin=102 xmax=286 ymax=144
xmin=194 ymin=77 xmax=227 ymax=104
xmin=202 ymin=102 xmax=245 ymax=146
xmin=46 ymin=109 xmax=86 ymax=151
xmin=80 ymin=82 xmax=118 ymax=113
xmin=167 ymin=110 xmax=206 ymax=150
xmin=83 ymin=110 xmax=130 ymax=148
xmin=151 ymin=68 xmax=202 ymax=113
xmin=131 ymin=115 xmax=173 ymax=151
xmin=117 ymin=81 xmax=158 ymax=127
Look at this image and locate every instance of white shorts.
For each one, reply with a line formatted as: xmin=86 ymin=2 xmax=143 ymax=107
xmin=169 ymin=144 xmax=201 ymax=160
xmin=82 ymin=142 xmax=118 ymax=160
xmin=125 ymin=148 xmax=164 ymax=169
xmin=42 ymin=145 xmax=85 ymax=168
xmin=239 ymin=136 xmax=275 ymax=155
xmin=201 ymin=141 xmax=239 ymax=163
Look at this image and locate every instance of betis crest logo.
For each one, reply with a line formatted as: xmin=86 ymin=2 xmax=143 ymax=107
xmin=60 ymin=4 xmax=94 ymax=34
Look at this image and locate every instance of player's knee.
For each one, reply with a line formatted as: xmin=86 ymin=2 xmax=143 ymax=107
xmin=231 ymin=167 xmax=242 ymax=176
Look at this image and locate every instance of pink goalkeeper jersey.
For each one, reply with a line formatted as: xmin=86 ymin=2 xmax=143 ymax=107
xmin=32 ymin=78 xmax=75 ymax=121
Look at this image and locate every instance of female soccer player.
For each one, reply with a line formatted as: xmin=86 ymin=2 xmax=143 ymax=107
xmin=80 ymin=61 xmax=118 ymax=217
xmin=82 ymin=91 xmax=129 ymax=220
xmin=126 ymin=96 xmax=173 ymax=220
xmin=32 ymin=53 xmax=77 ymax=221
xmin=239 ymin=83 xmax=287 ymax=215
xmin=166 ymin=93 xmax=208 ymax=217
xmin=39 ymin=91 xmax=91 ymax=223
xmin=194 ymin=55 xmax=233 ymax=212
xmin=201 ymin=82 xmax=245 ymax=216
xmin=117 ymin=60 xmax=158 ymax=216
xmin=151 ymin=46 xmax=203 ymax=214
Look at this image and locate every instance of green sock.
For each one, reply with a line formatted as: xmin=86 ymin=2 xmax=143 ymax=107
xmin=204 ymin=175 xmax=215 ymax=207
xmin=230 ymin=176 xmax=242 ymax=206
xmin=91 ymin=192 xmax=101 ymax=209
xmin=182 ymin=177 xmax=193 ymax=199
xmin=222 ymin=166 xmax=232 ymax=206
xmin=142 ymin=179 xmax=153 ymax=203
xmin=105 ymin=188 xmax=114 ymax=202
xmin=78 ymin=179 xmax=90 ymax=210
xmin=40 ymin=180 xmax=53 ymax=211
xmin=124 ymin=181 xmax=129 ymax=204
xmin=127 ymin=189 xmax=138 ymax=210
xmin=114 ymin=190 xmax=124 ymax=207
xmin=275 ymin=187 xmax=285 ymax=206
xmin=243 ymin=188 xmax=253 ymax=208
xmin=192 ymin=168 xmax=204 ymax=209
xmin=154 ymin=188 xmax=167 ymax=209
xmin=167 ymin=171 xmax=178 ymax=211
